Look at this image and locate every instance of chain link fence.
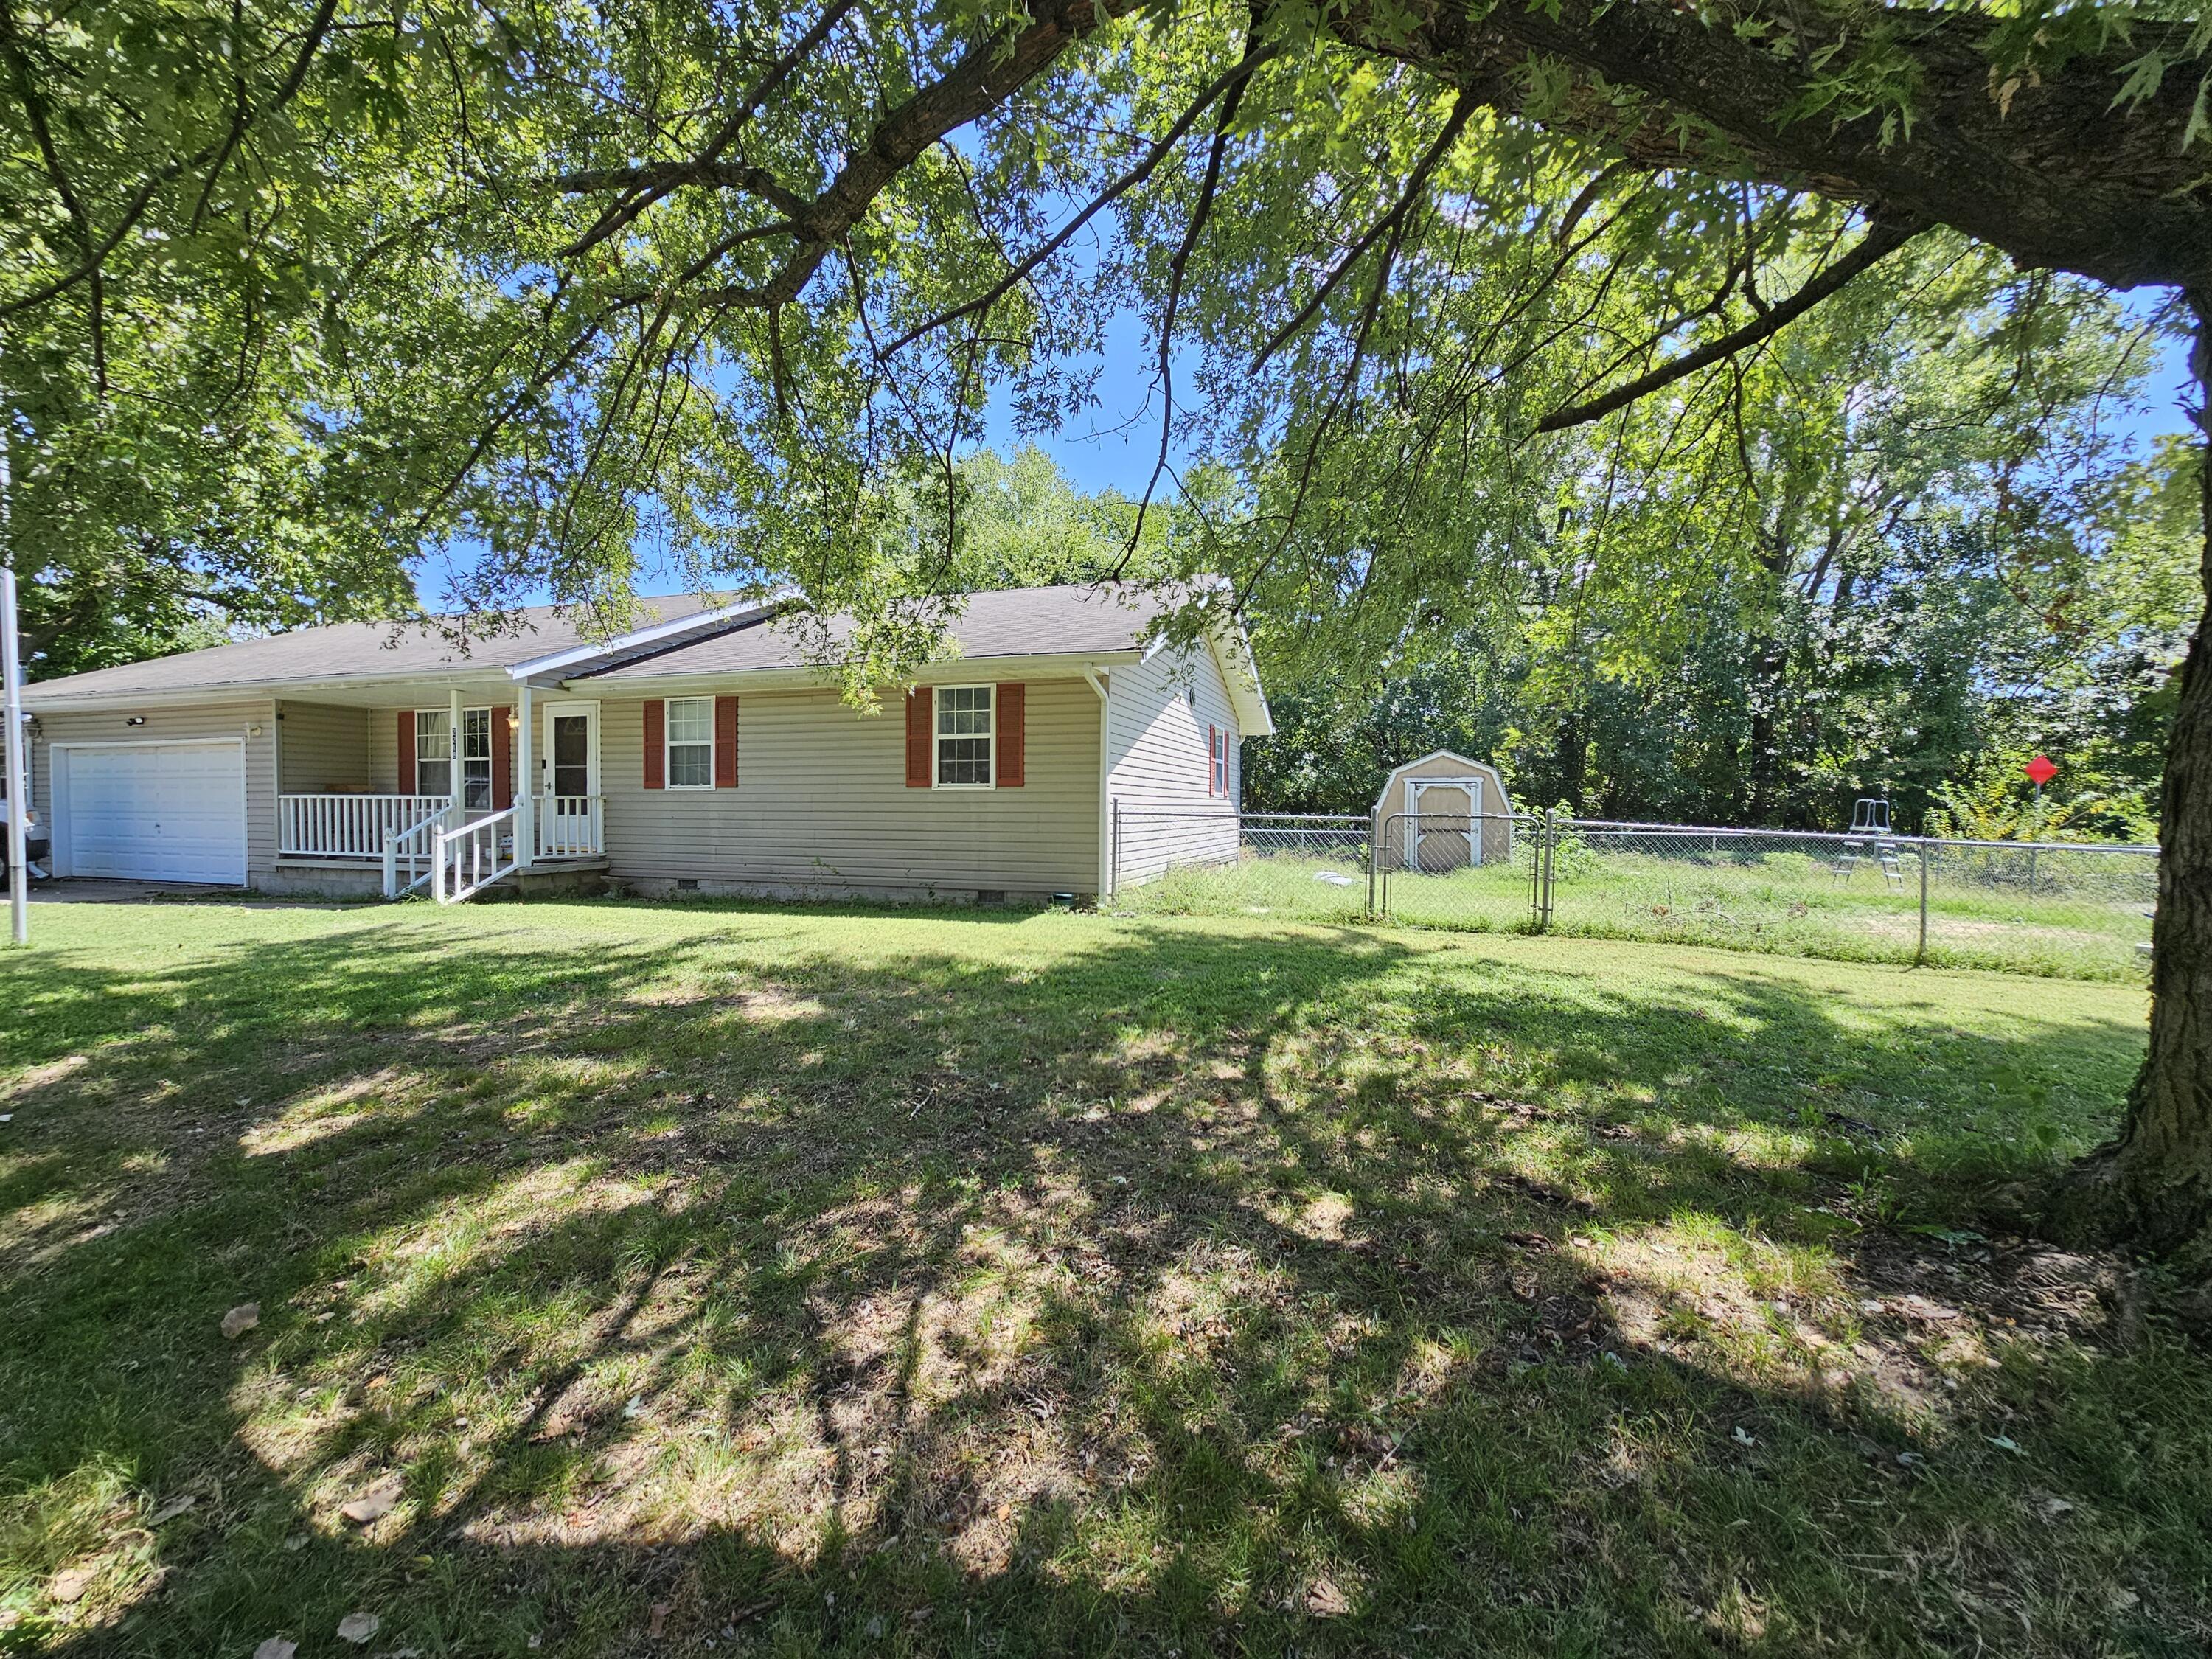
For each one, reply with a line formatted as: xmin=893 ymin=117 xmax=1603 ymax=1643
xmin=1110 ymin=808 xmax=1372 ymax=921
xmin=1109 ymin=806 xmax=2158 ymax=981
xmin=1534 ymin=821 xmax=2155 ymax=980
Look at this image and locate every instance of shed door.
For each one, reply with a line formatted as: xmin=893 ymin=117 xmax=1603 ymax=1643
xmin=63 ymin=742 xmax=247 ymax=884
xmin=1407 ymin=777 xmax=1482 ymax=871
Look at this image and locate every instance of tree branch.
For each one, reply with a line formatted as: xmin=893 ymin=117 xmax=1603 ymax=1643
xmin=1127 ymin=19 xmax=1263 ymax=556
xmin=188 ymin=0 xmax=342 ymax=232
xmin=1251 ymin=86 xmax=1478 ymax=371
xmin=556 ymin=0 xmax=857 ymax=260
xmin=1356 ymin=0 xmax=2209 ymax=290
xmin=1534 ymin=219 xmax=1923 ymax=434
xmin=878 ymin=41 xmax=1281 ymax=358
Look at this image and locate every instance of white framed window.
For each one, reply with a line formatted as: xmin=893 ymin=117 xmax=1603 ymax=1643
xmin=665 ymin=696 xmax=714 ymax=789
xmin=935 ymin=684 xmax=992 ymax=787
xmin=414 ymin=710 xmax=448 ymax=798
xmin=461 ymin=709 xmax=493 ymax=810
xmin=415 ymin=709 xmax=493 ymax=808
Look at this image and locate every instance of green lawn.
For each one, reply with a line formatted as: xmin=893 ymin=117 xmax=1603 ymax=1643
xmin=1 ymin=900 xmax=2205 ymax=1656
xmin=1119 ymin=849 xmax=2155 ymax=981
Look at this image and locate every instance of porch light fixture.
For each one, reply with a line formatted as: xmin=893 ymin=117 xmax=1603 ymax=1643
xmin=125 ymin=715 xmax=146 ymax=726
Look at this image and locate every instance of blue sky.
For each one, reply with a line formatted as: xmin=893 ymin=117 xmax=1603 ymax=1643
xmin=983 ymin=296 xmax=2198 ymax=501
xmin=584 ymin=293 xmax=2196 ymax=602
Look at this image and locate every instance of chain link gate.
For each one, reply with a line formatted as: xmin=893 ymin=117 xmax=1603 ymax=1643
xmin=1375 ymin=811 xmax=1545 ymax=931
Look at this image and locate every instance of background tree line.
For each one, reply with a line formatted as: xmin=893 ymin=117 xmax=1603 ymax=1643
xmin=939 ymin=274 xmax=2194 ymax=844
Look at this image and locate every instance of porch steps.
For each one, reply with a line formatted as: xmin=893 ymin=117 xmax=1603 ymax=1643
xmin=400 ymin=862 xmax=605 ymax=903
xmin=442 ymin=865 xmax=517 ymax=903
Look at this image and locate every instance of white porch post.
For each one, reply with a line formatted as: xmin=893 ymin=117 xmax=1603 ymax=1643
xmin=447 ymin=686 xmax=463 ymax=824
xmin=516 ymin=681 xmax=535 ymax=869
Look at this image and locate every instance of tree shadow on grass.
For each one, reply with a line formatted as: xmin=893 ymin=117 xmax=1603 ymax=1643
xmin=0 ymin=907 xmax=2199 ymax=1656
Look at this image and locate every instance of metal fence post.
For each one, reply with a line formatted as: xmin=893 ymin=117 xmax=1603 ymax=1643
xmin=1540 ymin=810 xmax=1556 ymax=932
xmin=1917 ymin=845 xmax=1930 ymax=964
xmin=1354 ymin=810 xmax=1371 ymax=925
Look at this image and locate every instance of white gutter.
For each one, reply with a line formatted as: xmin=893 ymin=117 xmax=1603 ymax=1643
xmin=1087 ymin=665 xmax=1113 ymax=900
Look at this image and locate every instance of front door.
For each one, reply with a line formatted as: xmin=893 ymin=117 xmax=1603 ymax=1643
xmin=540 ymin=703 xmax=599 ymax=855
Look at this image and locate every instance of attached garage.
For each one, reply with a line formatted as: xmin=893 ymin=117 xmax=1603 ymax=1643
xmin=55 ymin=740 xmax=248 ymax=885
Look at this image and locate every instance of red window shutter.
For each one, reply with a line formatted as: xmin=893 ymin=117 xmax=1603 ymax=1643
xmin=1207 ymin=725 xmax=1219 ymax=796
xmin=491 ymin=706 xmax=513 ymax=810
xmin=714 ymin=695 xmax=739 ymax=788
xmin=996 ymin=682 xmax=1025 ymax=788
xmin=397 ymin=711 xmax=416 ymax=792
xmin=643 ymin=699 xmax=666 ymax=790
xmin=905 ymin=687 xmax=933 ymax=787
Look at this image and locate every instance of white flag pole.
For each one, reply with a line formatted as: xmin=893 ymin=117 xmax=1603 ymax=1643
xmin=2 ymin=426 xmax=25 ymax=946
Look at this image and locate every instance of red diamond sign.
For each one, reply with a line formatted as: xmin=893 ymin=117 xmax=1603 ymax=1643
xmin=2025 ymin=754 xmax=2058 ymax=787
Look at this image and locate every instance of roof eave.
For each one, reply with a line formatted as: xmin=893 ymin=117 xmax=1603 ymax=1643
xmin=1205 ymin=618 xmax=1274 ymax=738
xmin=20 ymin=668 xmax=521 ymax=713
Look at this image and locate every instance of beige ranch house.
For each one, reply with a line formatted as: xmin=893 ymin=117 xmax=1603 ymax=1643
xmin=19 ymin=583 xmax=1271 ymax=904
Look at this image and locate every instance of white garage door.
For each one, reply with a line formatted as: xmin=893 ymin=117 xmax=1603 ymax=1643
xmin=63 ymin=742 xmax=247 ymax=884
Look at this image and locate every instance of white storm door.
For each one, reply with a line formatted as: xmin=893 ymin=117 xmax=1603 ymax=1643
xmin=540 ymin=702 xmax=600 ymax=853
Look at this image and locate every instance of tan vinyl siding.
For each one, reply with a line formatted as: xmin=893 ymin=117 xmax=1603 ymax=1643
xmin=369 ymin=709 xmax=399 ymax=794
xmin=29 ymin=698 xmax=278 ymax=880
xmin=1105 ymin=644 xmax=1240 ymax=885
xmin=598 ymin=677 xmax=1100 ymax=897
xmin=276 ymin=701 xmax=372 ymax=793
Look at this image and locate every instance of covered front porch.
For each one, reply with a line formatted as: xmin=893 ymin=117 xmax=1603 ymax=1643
xmin=274 ymin=683 xmax=607 ymax=899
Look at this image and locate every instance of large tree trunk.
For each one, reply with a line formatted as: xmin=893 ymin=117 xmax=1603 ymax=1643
xmin=2051 ymin=293 xmax=2212 ymax=1261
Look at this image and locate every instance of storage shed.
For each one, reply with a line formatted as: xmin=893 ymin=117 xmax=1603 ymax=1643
xmin=1374 ymin=751 xmax=1513 ymax=870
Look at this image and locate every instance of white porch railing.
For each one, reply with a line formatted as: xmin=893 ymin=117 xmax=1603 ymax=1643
xmin=281 ymin=794 xmax=451 ymax=860
xmin=381 ymin=802 xmax=448 ymax=899
xmin=283 ymin=791 xmax=605 ymax=900
xmin=537 ymin=796 xmax=604 ymax=859
xmin=433 ymin=804 xmax=521 ymax=903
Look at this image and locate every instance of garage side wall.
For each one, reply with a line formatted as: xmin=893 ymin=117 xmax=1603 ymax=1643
xmin=1105 ymin=643 xmax=1241 ymax=886
xmin=30 ymin=698 xmax=279 ymax=882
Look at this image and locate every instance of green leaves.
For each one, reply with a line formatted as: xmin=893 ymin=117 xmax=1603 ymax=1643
xmin=4 ymin=0 xmax=2202 ymax=695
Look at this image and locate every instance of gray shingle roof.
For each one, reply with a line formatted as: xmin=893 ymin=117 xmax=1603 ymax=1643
xmin=582 ymin=584 xmax=1172 ymax=679
xmin=22 ymin=594 xmax=737 ymax=705
xmin=19 ymin=584 xmax=1180 ymax=706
